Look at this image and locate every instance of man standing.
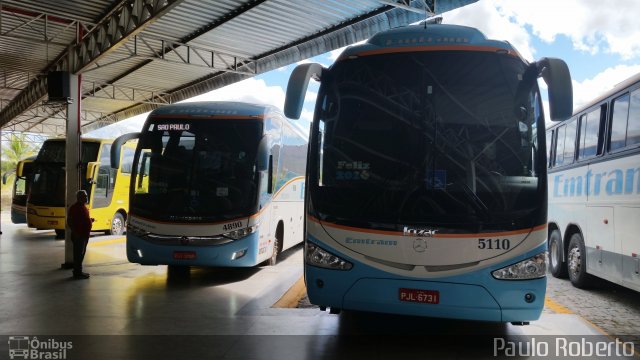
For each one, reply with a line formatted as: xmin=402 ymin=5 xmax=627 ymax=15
xmin=67 ymin=190 xmax=93 ymax=279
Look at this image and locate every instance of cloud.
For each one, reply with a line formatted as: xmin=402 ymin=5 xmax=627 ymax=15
xmin=543 ymin=64 xmax=640 ymax=127
xmin=572 ymin=64 xmax=640 ymax=110
xmin=493 ymin=0 xmax=640 ymax=60
xmin=184 ymin=77 xmax=286 ymax=111
xmin=443 ymin=1 xmax=535 ymax=61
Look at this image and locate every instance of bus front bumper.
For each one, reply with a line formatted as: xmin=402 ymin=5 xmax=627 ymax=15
xmin=26 ymin=206 xmax=65 ymax=230
xmin=305 ymin=242 xmax=547 ymax=323
xmin=126 ymin=232 xmax=264 ymax=267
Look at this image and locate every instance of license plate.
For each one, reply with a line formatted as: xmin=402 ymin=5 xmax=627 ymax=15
xmin=399 ymin=288 xmax=440 ymax=304
xmin=173 ymin=251 xmax=196 ymax=260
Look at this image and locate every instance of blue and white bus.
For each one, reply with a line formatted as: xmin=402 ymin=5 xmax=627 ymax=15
xmin=547 ymin=73 xmax=640 ymax=292
xmin=111 ymin=102 xmax=307 ymax=269
xmin=285 ymin=23 xmax=573 ymax=324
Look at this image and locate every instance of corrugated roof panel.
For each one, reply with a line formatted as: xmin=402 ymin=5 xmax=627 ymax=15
xmin=3 ymin=0 xmax=114 ymax=23
xmin=1 ymin=0 xmax=475 ymax=135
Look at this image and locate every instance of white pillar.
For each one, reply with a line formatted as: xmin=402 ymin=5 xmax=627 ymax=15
xmin=62 ymin=73 xmax=81 ymax=268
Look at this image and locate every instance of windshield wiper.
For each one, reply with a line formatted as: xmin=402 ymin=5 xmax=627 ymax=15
xmin=459 ymin=182 xmax=492 ymax=221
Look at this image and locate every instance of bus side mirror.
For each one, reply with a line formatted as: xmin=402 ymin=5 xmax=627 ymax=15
xmin=86 ymin=162 xmax=99 ymax=182
xmin=284 ymin=63 xmax=324 ymax=119
xmin=2 ymin=171 xmax=11 ymax=185
xmin=537 ymin=57 xmax=573 ymax=121
xmin=111 ymin=132 xmax=140 ymax=169
xmin=16 ymin=161 xmax=26 ymax=177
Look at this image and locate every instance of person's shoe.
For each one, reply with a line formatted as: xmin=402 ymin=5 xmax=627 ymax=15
xmin=73 ymin=272 xmax=90 ymax=279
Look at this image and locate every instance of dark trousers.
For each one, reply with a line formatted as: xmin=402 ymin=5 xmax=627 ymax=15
xmin=72 ymin=234 xmax=89 ymax=275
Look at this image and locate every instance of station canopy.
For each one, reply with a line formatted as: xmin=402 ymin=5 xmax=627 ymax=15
xmin=0 ymin=0 xmax=476 ymax=137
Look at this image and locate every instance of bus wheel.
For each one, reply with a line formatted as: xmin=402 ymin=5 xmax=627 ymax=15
xmin=548 ymin=229 xmax=568 ymax=278
xmin=267 ymin=236 xmax=279 ymax=266
xmin=567 ymin=233 xmax=594 ymax=288
xmin=55 ymin=229 xmax=65 ymax=239
xmin=108 ymin=213 xmax=125 ymax=236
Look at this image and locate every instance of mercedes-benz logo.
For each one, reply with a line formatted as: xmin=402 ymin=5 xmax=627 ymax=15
xmin=413 ymin=238 xmax=427 ymax=252
xmin=180 ymin=236 xmax=190 ymax=245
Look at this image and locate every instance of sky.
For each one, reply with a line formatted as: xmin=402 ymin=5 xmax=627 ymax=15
xmin=86 ymin=0 xmax=640 ymax=138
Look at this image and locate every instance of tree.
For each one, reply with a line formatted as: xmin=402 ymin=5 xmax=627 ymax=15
xmin=1 ymin=133 xmax=37 ymax=174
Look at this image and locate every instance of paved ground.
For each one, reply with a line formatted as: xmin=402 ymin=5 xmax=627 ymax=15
xmin=546 ymin=272 xmax=640 ymax=345
xmin=1 ymin=217 xmax=637 ymax=359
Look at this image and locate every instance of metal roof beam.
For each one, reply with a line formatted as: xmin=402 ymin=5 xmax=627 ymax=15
xmin=82 ymin=80 xmax=172 ymax=105
xmin=0 ymin=4 xmax=94 ymax=46
xmin=1 ymin=131 xmax=49 ymax=144
xmin=0 ymin=0 xmax=185 ymax=126
xmin=84 ymin=34 xmax=257 ymax=76
xmin=377 ymin=0 xmax=435 ymax=15
xmin=78 ymin=0 xmax=267 ymax=107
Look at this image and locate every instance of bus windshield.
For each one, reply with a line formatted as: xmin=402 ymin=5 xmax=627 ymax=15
xmin=29 ymin=141 xmax=100 ymax=206
xmin=131 ymin=119 xmax=262 ymax=222
xmin=311 ymin=51 xmax=545 ymax=231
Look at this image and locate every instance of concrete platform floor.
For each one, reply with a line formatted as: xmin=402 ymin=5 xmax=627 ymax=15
xmin=0 ymin=220 xmax=635 ymax=360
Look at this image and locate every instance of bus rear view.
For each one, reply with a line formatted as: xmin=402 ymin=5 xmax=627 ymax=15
xmin=285 ymin=23 xmax=573 ymax=324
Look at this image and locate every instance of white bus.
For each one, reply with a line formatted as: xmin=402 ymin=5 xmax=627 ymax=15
xmin=547 ymin=72 xmax=640 ymax=292
xmin=111 ymin=101 xmax=307 ymax=269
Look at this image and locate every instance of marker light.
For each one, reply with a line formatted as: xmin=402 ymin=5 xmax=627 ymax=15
xmin=305 ymin=242 xmax=353 ymax=270
xmin=492 ymin=252 xmax=546 ymax=280
xmin=231 ymin=249 xmax=247 ymax=260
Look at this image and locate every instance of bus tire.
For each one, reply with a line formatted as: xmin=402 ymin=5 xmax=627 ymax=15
xmin=108 ymin=212 xmax=125 ymax=236
xmin=55 ymin=229 xmax=65 ymax=239
xmin=567 ymin=233 xmax=594 ymax=289
xmin=548 ymin=229 xmax=568 ymax=278
xmin=267 ymin=236 xmax=279 ymax=266
xmin=267 ymin=224 xmax=284 ymax=266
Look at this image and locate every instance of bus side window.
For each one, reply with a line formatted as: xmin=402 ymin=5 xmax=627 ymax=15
xmin=553 ymin=125 xmax=566 ymax=167
xmin=562 ymin=119 xmax=577 ymax=165
xmin=578 ymin=106 xmax=602 ymax=160
xmin=546 ymin=129 xmax=554 ymax=168
xmin=627 ymin=88 xmax=640 ymax=147
xmin=609 ymin=93 xmax=630 ymax=151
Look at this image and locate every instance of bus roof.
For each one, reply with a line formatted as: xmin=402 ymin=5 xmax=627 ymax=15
xmin=148 ymin=101 xmax=282 ymax=119
xmin=44 ymin=137 xmax=110 ymax=144
xmin=337 ymin=23 xmax=523 ymax=62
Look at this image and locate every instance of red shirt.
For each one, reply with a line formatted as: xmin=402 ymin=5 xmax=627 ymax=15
xmin=68 ymin=202 xmax=92 ymax=238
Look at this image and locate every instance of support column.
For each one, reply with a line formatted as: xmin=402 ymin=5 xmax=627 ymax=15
xmin=61 ymin=73 xmax=81 ymax=269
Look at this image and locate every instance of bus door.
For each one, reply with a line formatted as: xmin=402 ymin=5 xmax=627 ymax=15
xmin=89 ymin=143 xmax=117 ymax=229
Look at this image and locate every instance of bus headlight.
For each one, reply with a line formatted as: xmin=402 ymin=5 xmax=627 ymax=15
xmin=223 ymin=224 xmax=259 ymax=240
xmin=492 ymin=252 xmax=546 ymax=280
xmin=306 ymin=242 xmax=353 ymax=270
xmin=27 ymin=208 xmax=37 ymax=215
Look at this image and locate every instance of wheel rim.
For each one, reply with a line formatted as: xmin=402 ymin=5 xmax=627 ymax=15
xmin=568 ymin=245 xmax=581 ymax=276
xmin=112 ymin=216 xmax=123 ymax=234
xmin=271 ymin=238 xmax=279 ymax=263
